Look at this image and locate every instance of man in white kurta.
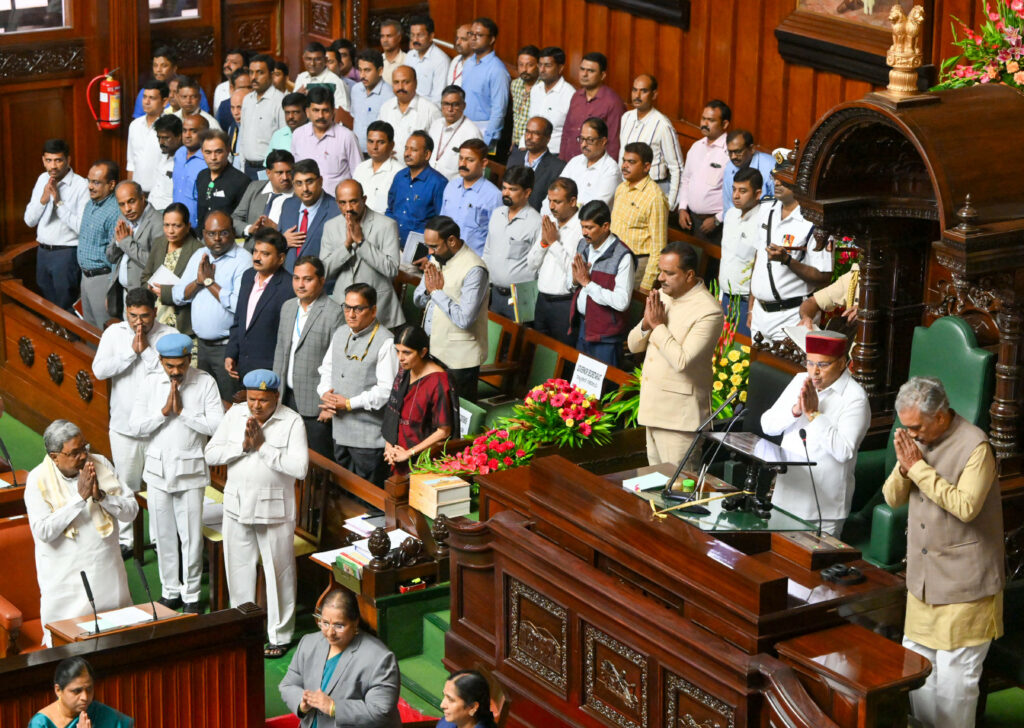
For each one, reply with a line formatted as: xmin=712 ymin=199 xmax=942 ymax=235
xmin=24 ymin=420 xmax=139 ymax=646
xmin=131 ymin=333 xmax=223 ymax=612
xmin=205 ymin=368 xmax=308 ymax=654
xmin=92 ymin=287 xmax=174 ymax=552
xmin=760 ymin=331 xmax=870 ymax=537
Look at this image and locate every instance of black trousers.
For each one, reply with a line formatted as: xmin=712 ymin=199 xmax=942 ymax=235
xmin=449 ymin=366 xmax=479 ymax=404
xmin=37 ymin=245 xmax=80 ymax=311
xmin=196 ymin=340 xmax=238 ymax=403
xmin=334 ymin=444 xmax=387 ymax=487
xmin=283 ymin=391 xmax=333 ymax=460
xmin=533 ymin=293 xmax=574 ymax=346
xmin=489 ymin=287 xmax=515 ymax=319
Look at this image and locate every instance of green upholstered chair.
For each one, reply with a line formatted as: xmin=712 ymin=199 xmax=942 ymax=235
xmin=459 ymin=397 xmax=486 ymax=437
xmin=481 ymin=333 xmax=562 ymax=429
xmin=843 ymin=316 xmax=995 ymax=570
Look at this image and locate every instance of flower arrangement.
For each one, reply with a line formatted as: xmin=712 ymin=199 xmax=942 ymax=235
xmin=412 ymin=428 xmax=536 ymax=477
xmin=832 ymin=236 xmax=859 ymax=279
xmin=601 ymin=368 xmax=642 ymax=430
xmin=712 ymin=344 xmax=750 ymax=417
xmin=503 ymin=378 xmax=615 ymax=448
xmin=933 ymin=1 xmax=1024 ymax=90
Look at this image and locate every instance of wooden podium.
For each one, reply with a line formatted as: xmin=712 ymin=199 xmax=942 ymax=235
xmin=446 ymin=456 xmax=928 ymax=728
xmin=46 ymin=602 xmax=195 ymax=646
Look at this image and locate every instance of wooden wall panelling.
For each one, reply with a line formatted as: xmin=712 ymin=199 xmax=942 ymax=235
xmin=149 ymin=0 xmax=222 ymax=102
xmin=224 ymin=0 xmax=281 ymax=57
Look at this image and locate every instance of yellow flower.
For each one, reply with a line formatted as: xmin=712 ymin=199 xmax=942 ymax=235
xmin=731 ymin=362 xmax=743 ymax=373
xmin=565 ymin=419 xmax=575 ymax=427
xmin=718 ymin=372 xmax=728 ymax=381
xmin=719 ymin=357 xmax=729 ymax=367
xmin=581 ymin=400 xmax=590 ymax=409
xmin=713 ymin=381 xmax=723 ymax=391
xmin=728 ymin=349 xmax=741 ymax=362
xmin=741 ymin=360 xmax=750 ymax=369
xmin=730 ymin=374 xmax=743 ymax=386
xmin=739 ymin=390 xmax=748 ymax=402
xmin=741 ymin=345 xmax=751 ymax=354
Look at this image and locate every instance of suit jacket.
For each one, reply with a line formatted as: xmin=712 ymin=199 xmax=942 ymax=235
xmin=320 ymin=207 xmax=405 ymax=328
xmin=140 ymin=233 xmax=205 ymax=336
xmin=106 ymin=204 xmax=163 ymax=313
xmin=278 ymin=631 xmax=402 ymax=728
xmin=626 ymin=281 xmax=724 ymax=433
xmin=272 ymin=295 xmax=345 ymax=417
xmin=508 ymin=148 xmax=567 ymax=211
xmin=226 ymin=267 xmax=295 ymax=377
xmin=279 ymin=194 xmax=341 ymax=272
xmin=233 ymin=179 xmax=273 ymax=239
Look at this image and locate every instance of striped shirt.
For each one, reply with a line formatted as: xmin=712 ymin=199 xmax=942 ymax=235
xmin=510 ymin=77 xmax=532 ymax=149
xmin=610 ymin=176 xmax=668 ymax=289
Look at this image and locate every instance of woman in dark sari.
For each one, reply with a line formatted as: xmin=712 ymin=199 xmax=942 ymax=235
xmin=28 ymin=657 xmax=132 ymax=728
xmin=381 ymin=325 xmax=459 ymax=474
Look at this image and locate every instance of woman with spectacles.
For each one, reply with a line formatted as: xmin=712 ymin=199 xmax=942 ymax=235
xmin=141 ymin=203 xmax=204 ymax=339
xmin=29 ymin=657 xmax=132 ymax=728
xmin=279 ymin=588 xmax=401 ymax=727
xmin=381 ymin=324 xmax=459 ymax=474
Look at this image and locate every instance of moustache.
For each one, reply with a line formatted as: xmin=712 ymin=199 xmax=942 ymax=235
xmin=458 ymin=166 xmax=469 ymax=173
xmin=700 ymin=126 xmax=710 ymax=132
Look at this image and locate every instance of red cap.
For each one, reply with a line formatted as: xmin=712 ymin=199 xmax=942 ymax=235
xmin=805 ymin=331 xmax=847 ymax=358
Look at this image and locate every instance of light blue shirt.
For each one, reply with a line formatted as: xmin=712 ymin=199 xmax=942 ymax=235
xmin=172 ymin=146 xmax=207 ymax=228
xmin=440 ymin=176 xmax=503 ymax=256
xmin=462 ymin=51 xmax=510 ymax=146
xmin=413 ymin=263 xmax=488 ymax=333
xmin=77 ymin=193 xmax=120 ymax=271
xmin=722 ymin=150 xmax=776 ymax=215
xmin=172 ymin=244 xmax=253 ymax=340
xmin=351 ymin=80 xmax=395 ymax=154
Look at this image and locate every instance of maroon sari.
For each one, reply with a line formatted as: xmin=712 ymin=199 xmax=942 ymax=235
xmin=383 ymin=370 xmax=456 ymax=474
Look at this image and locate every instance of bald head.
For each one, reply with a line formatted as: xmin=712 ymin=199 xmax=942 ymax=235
xmin=181 ymin=113 xmax=210 ymax=152
xmin=230 ymin=88 xmax=247 ymax=124
xmin=335 ymin=179 xmax=367 ymax=220
xmin=392 ymin=65 xmax=417 ymax=103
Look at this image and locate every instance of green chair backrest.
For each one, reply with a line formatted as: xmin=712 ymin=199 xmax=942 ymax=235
xmin=401 ymin=283 xmax=422 ymax=328
xmin=459 ymin=397 xmax=486 ymax=437
xmin=884 ymin=315 xmax=995 ymax=472
xmin=527 ymin=342 xmax=560 ymax=390
xmin=486 ymin=318 xmax=502 ymax=365
xmin=743 ymin=360 xmax=793 ymax=442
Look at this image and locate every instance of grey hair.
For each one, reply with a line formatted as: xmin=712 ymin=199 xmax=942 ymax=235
xmin=43 ymin=420 xmax=82 ymax=454
xmin=894 ymin=376 xmax=950 ymax=418
xmin=115 ymin=179 xmax=144 ymax=198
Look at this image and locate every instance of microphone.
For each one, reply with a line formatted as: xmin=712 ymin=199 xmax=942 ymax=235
xmin=798 ymin=428 xmax=823 ymax=538
xmin=134 ymin=559 xmax=159 ymax=621
xmin=664 ymin=389 xmax=741 ymax=498
xmin=80 ymin=571 xmax=100 ymax=636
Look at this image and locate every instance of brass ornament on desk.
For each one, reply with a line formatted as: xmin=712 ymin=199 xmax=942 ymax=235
xmin=885 ymin=5 xmax=926 ymax=96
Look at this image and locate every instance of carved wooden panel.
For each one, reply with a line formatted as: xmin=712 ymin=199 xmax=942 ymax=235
xmin=310 ymin=0 xmax=332 ymax=37
xmin=151 ymin=26 xmax=216 ymax=68
xmin=0 ymin=40 xmax=85 ymax=82
xmin=366 ymin=2 xmax=427 ymax=45
xmin=506 ymin=578 xmax=568 ymax=695
xmin=583 ymin=623 xmax=648 ymax=728
xmin=224 ymin=1 xmax=277 ymax=55
xmin=664 ymin=671 xmax=736 ymax=728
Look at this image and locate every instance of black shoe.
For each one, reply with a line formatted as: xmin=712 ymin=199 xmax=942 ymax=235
xmin=157 ymin=596 xmax=182 ymax=610
xmin=120 ymin=545 xmax=133 ymax=560
xmin=181 ymin=601 xmax=203 ymax=615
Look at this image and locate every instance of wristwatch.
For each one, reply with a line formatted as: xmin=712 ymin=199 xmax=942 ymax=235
xmin=203 ymin=277 xmax=214 ymax=287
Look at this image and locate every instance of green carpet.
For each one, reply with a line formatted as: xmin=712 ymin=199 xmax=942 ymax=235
xmin=985 ymin=687 xmax=1024 ymax=727
xmin=0 ymin=409 xmax=45 ymax=472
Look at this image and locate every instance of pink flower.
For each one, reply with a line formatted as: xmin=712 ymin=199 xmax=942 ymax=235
xmin=496 ymin=429 xmax=508 ymax=438
xmin=503 ymin=457 xmax=513 ymax=466
xmin=534 ymin=391 xmax=548 ymax=403
xmin=516 ymin=449 xmax=526 ymax=457
xmin=479 ymin=466 xmax=490 ymax=475
xmin=990 ymin=11 xmax=1001 ymax=20
xmin=580 ymin=422 xmax=593 ymax=436
xmin=550 ymin=393 xmax=566 ymax=407
xmin=488 ymin=458 xmax=499 ymax=469
xmin=1014 ymin=0 xmax=1024 ymax=10
xmin=1015 ymin=70 xmax=1024 ymax=83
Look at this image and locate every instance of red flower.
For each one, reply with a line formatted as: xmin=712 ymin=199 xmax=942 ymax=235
xmin=516 ymin=449 xmax=526 ymax=457
xmin=580 ymin=422 xmax=593 ymax=436
xmin=503 ymin=457 xmax=513 ymax=466
xmin=488 ymin=459 xmax=499 ymax=469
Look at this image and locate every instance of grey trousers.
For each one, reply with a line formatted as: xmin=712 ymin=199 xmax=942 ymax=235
xmin=80 ymin=272 xmax=110 ymax=328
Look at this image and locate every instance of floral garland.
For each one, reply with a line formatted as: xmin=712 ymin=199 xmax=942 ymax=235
xmin=934 ymin=1 xmax=1024 ymax=89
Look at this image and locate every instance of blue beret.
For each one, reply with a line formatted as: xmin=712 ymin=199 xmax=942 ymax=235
xmin=242 ymin=369 xmax=280 ymax=391
xmin=156 ymin=333 xmax=193 ymax=358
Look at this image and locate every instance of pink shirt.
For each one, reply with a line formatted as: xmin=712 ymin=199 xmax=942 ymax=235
xmin=676 ymin=133 xmax=729 ymax=219
xmin=290 ymin=122 xmax=363 ymax=196
xmin=245 ymin=272 xmax=273 ymax=328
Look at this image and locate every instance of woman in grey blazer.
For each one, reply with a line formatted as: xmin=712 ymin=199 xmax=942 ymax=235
xmin=279 ymin=589 xmax=402 ymax=728
xmin=141 ymin=203 xmax=204 ymax=336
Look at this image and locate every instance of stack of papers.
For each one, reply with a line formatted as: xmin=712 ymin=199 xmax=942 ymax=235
xmin=622 ymin=472 xmax=670 ymax=492
xmin=77 ymin=606 xmax=154 ymax=634
xmin=343 ymin=513 xmax=386 ymax=538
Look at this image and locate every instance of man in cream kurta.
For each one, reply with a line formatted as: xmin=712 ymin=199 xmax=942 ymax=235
xmin=131 ymin=333 xmax=223 ymax=611
xmin=760 ymin=331 xmax=870 ymax=536
xmin=24 ymin=420 xmax=139 ymax=646
xmin=92 ymin=287 xmax=173 ymax=552
xmin=883 ymin=376 xmax=1004 ymax=728
xmin=205 ymin=368 xmax=308 ymax=653
xmin=626 ymin=241 xmax=723 ymax=467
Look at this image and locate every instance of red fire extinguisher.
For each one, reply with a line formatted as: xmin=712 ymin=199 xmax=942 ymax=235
xmin=86 ymin=68 xmax=121 ymax=130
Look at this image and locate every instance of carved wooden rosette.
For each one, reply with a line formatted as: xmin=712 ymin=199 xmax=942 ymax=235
xmin=17 ymin=336 xmax=34 ymax=367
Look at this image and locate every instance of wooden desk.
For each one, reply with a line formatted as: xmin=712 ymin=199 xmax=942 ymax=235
xmin=47 ymin=602 xmax=194 ymax=645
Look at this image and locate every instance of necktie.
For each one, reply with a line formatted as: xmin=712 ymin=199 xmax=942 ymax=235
xmin=297 ymin=208 xmax=309 ymax=256
xmin=263 ymin=193 xmax=280 ymax=217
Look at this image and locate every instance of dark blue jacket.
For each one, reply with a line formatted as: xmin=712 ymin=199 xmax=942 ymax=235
xmin=226 ymin=267 xmax=295 ymax=377
xmin=278 ymin=194 xmax=341 ymax=272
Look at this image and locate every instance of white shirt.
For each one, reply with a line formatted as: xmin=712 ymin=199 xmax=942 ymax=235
xmin=171 ymin=107 xmax=222 ymax=131
xmin=149 ymin=154 xmax=176 ymax=211
xmin=382 ymin=50 xmax=407 ymax=86
xmin=525 ymin=76 xmax=576 ymax=153
xmin=447 ymin=54 xmax=467 ymax=87
xmin=295 ymin=68 xmax=352 ymax=111
xmin=427 ymin=116 xmax=483 ymax=180
xmin=379 ymin=95 xmax=442 ymax=156
xmin=316 ymin=326 xmax=399 ymax=410
xmin=92 ymin=320 xmax=174 ymax=437
xmin=247 ymin=183 xmax=293 ymax=234
xmin=239 ymin=87 xmax=286 ymax=163
xmin=353 ymin=156 xmax=404 ymax=215
xmin=556 ymin=153 xmax=621 ymax=211
xmin=213 ymin=80 xmax=231 ymax=112
xmin=575 ymin=234 xmax=634 ymax=314
xmin=24 ymin=170 xmax=89 ymax=246
xmin=760 ymin=369 xmax=870 ymax=521
xmin=749 ymin=202 xmax=831 ymax=340
xmin=126 ymin=115 xmax=166 ymax=193
xmin=131 ymin=366 xmax=224 ymax=491
xmin=618 ymin=107 xmax=685 ymax=209
xmin=406 ymin=43 xmax=451 ymax=103
xmin=527 ymin=211 xmax=582 ymax=295
xmin=24 ymin=455 xmax=137 ymax=645
xmin=718 ymin=203 xmax=766 ymax=296
xmin=205 ymin=402 xmax=309 ymax=525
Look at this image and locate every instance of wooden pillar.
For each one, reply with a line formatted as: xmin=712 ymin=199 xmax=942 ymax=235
xmin=992 ymin=301 xmax=1024 ymax=474
xmin=851 ymin=233 xmax=885 ymax=403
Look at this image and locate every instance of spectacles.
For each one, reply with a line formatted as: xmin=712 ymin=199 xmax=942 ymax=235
xmin=441 ymin=101 xmax=464 ymax=109
xmin=315 ymin=615 xmax=354 ymax=633
xmin=343 ymin=304 xmax=370 ymax=313
xmin=804 ymin=358 xmax=841 ymax=371
xmin=577 ymin=136 xmax=601 ymax=145
xmin=204 ymin=229 xmax=233 ymax=239
xmin=57 ymin=445 xmax=89 ymax=457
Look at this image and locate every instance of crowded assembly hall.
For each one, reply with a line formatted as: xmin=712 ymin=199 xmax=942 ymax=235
xmin=1 ymin=0 xmax=1024 ymax=726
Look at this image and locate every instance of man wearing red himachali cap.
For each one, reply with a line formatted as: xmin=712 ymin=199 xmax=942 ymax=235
xmin=759 ymin=330 xmax=869 ymax=537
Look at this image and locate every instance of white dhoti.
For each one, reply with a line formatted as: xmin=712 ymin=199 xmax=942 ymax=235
xmin=223 ymin=516 xmax=296 ymax=645
xmin=902 ymin=637 xmax=990 ymax=728
xmin=108 ymin=430 xmax=145 ymax=547
xmin=149 ymin=486 xmax=205 ymax=603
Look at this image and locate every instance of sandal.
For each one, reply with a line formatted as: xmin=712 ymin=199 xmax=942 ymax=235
xmin=264 ymin=643 xmax=290 ymax=659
